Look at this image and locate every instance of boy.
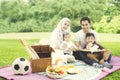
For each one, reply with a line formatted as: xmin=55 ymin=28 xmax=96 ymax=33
xmin=84 ymin=33 xmax=113 ymax=69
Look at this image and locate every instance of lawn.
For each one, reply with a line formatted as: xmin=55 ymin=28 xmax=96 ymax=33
xmin=0 ymin=32 xmax=120 ymax=80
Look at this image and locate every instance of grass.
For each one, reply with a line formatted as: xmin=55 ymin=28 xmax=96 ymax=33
xmin=0 ymin=32 xmax=120 ymax=80
xmin=0 ymin=39 xmax=39 ymax=67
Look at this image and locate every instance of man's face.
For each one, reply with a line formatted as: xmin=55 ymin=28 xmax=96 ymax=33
xmin=86 ymin=36 xmax=95 ymax=44
xmin=81 ymin=20 xmax=91 ymax=33
xmin=61 ymin=21 xmax=70 ymax=31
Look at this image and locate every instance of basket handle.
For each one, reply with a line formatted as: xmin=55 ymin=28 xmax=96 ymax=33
xmin=20 ymin=38 xmax=39 ymax=59
xmin=20 ymin=38 xmax=28 ymax=47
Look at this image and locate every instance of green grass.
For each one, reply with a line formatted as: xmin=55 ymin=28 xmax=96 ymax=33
xmin=0 ymin=32 xmax=120 ymax=80
xmin=100 ymin=42 xmax=120 ymax=56
xmin=0 ymin=39 xmax=38 ymax=67
xmin=99 ymin=42 xmax=120 ymax=80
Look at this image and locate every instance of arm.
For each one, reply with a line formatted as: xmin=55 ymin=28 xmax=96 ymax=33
xmin=60 ymin=41 xmax=67 ymax=50
xmin=74 ymin=32 xmax=82 ymax=50
xmin=50 ymin=29 xmax=60 ymax=49
xmin=96 ymin=43 xmax=106 ymax=51
xmin=74 ymin=41 xmax=81 ymax=50
xmin=93 ymin=30 xmax=99 ymax=43
xmin=71 ymin=41 xmax=78 ymax=50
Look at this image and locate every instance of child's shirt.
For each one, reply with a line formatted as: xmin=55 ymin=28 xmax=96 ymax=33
xmin=84 ymin=42 xmax=104 ymax=53
xmin=60 ymin=41 xmax=77 ymax=55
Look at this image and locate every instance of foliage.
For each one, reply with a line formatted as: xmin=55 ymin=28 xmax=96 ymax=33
xmin=0 ymin=0 xmax=119 ymax=33
xmin=93 ymin=15 xmax=120 ymax=33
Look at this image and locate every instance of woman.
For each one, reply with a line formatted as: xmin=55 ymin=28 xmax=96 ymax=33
xmin=50 ymin=18 xmax=70 ymax=49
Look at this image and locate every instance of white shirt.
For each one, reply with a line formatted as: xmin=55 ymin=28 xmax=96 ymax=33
xmin=60 ymin=41 xmax=77 ymax=54
xmin=74 ymin=29 xmax=98 ymax=48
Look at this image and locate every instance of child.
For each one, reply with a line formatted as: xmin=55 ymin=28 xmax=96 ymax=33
xmin=60 ymin=32 xmax=77 ymax=63
xmin=84 ymin=33 xmax=113 ymax=69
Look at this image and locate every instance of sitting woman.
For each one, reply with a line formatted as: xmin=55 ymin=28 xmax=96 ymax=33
xmin=50 ymin=18 xmax=71 ymax=49
xmin=50 ymin=18 xmax=71 ymax=66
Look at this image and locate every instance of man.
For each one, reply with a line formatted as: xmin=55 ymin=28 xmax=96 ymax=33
xmin=75 ymin=17 xmax=98 ymax=49
xmin=73 ymin=17 xmax=112 ymax=68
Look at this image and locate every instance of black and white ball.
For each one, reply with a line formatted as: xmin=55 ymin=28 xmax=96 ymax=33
xmin=12 ymin=57 xmax=31 ymax=75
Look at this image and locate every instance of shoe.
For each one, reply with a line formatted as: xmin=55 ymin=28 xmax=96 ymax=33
xmin=102 ymin=62 xmax=113 ymax=69
xmin=92 ymin=63 xmax=103 ymax=68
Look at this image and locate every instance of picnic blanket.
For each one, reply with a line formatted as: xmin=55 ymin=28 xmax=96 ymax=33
xmin=0 ymin=56 xmax=120 ymax=80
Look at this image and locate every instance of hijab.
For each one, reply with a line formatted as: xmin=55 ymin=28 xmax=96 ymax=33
xmin=56 ymin=18 xmax=70 ymax=44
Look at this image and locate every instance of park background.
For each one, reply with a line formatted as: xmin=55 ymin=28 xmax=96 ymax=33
xmin=0 ymin=0 xmax=120 ymax=80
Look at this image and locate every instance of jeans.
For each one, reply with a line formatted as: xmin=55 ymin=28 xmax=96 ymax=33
xmin=73 ymin=51 xmax=112 ymax=65
xmin=106 ymin=53 xmax=112 ymax=63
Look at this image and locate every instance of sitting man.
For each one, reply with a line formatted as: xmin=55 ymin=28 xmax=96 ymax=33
xmin=74 ymin=17 xmax=112 ymax=68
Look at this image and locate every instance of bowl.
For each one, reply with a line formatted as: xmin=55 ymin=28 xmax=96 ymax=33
xmin=46 ymin=66 xmax=67 ymax=79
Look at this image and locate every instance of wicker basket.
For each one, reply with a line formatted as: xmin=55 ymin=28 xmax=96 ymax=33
xmin=31 ymin=45 xmax=53 ymax=58
xmin=20 ymin=39 xmax=53 ymax=73
xmin=31 ymin=45 xmax=53 ymax=73
xmin=31 ymin=58 xmax=51 ymax=73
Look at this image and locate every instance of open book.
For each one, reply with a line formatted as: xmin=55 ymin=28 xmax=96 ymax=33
xmin=77 ymin=49 xmax=105 ymax=53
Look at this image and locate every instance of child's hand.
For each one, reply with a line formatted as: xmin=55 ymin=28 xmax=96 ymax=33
xmin=87 ymin=43 xmax=93 ymax=50
xmin=66 ymin=47 xmax=72 ymax=53
xmin=88 ymin=43 xmax=93 ymax=47
xmin=61 ymin=43 xmax=68 ymax=49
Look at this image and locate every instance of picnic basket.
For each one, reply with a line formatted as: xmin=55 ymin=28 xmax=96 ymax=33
xmin=20 ymin=39 xmax=54 ymax=73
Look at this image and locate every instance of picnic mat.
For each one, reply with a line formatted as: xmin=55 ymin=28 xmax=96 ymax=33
xmin=0 ymin=56 xmax=120 ymax=80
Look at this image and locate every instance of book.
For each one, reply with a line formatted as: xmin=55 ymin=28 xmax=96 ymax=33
xmin=77 ymin=49 xmax=104 ymax=53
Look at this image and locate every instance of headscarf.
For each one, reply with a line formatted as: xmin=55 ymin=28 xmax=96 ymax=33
xmin=50 ymin=18 xmax=70 ymax=49
xmin=56 ymin=18 xmax=70 ymax=44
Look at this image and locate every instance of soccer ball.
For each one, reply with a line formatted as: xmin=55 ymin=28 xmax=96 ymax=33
xmin=12 ymin=57 xmax=31 ymax=75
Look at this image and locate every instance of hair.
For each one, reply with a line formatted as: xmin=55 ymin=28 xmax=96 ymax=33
xmin=63 ymin=32 xmax=70 ymax=40
xmin=80 ymin=17 xmax=91 ymax=24
xmin=86 ymin=33 xmax=95 ymax=38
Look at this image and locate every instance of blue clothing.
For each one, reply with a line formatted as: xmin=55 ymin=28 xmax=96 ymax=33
xmin=106 ymin=53 xmax=112 ymax=63
xmin=73 ymin=51 xmax=112 ymax=65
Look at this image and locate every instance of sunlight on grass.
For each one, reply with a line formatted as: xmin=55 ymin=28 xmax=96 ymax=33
xmin=0 ymin=39 xmax=37 ymax=67
xmin=100 ymin=42 xmax=120 ymax=56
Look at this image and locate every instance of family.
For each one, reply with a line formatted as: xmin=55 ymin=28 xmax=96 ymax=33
xmin=50 ymin=17 xmax=113 ymax=69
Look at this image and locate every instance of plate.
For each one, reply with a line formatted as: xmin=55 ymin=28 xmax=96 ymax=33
xmin=46 ymin=66 xmax=67 ymax=79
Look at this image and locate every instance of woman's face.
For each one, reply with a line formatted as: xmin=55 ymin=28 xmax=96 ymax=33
xmin=61 ymin=21 xmax=70 ymax=31
xmin=81 ymin=20 xmax=91 ymax=33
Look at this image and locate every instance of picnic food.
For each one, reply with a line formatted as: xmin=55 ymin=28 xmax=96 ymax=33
xmin=67 ymin=68 xmax=79 ymax=74
xmin=46 ymin=66 xmax=67 ymax=78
